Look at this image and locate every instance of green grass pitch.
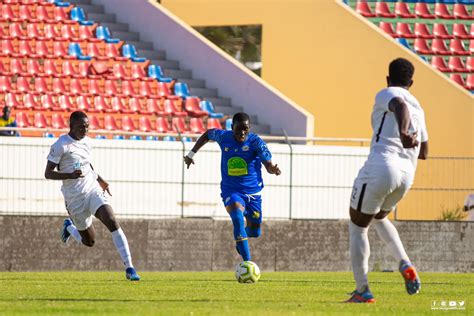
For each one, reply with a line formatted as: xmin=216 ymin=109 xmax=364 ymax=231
xmin=0 ymin=271 xmax=472 ymax=315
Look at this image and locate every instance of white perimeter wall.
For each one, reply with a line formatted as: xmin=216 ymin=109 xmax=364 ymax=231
xmin=0 ymin=137 xmax=369 ymax=219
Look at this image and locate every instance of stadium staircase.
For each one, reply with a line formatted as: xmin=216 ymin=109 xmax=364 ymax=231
xmin=0 ymin=0 xmax=270 ymax=140
xmin=349 ymin=0 xmax=473 ymax=93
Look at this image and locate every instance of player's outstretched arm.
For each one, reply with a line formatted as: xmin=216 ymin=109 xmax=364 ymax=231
xmin=90 ymin=164 xmax=112 ymax=196
xmin=263 ymin=160 xmax=281 ymax=176
xmin=388 ymin=97 xmax=419 ymax=148
xmin=184 ymin=129 xmax=211 ymax=169
xmin=44 ymin=160 xmax=82 ymax=180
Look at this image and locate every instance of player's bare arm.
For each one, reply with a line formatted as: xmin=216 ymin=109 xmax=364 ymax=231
xmin=91 ymin=164 xmax=112 ymax=196
xmin=388 ymin=97 xmax=419 ymax=149
xmin=418 ymin=141 xmax=428 ymax=160
xmin=263 ymin=160 xmax=281 ymax=176
xmin=184 ymin=129 xmax=212 ymax=169
xmin=44 ymin=160 xmax=83 ymax=180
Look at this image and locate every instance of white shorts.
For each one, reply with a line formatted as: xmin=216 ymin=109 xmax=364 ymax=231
xmin=350 ymin=164 xmax=414 ymax=215
xmin=65 ymin=190 xmax=108 ymax=231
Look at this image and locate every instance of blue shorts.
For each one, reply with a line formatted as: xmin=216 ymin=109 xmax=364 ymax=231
xmin=221 ymin=192 xmax=262 ymax=224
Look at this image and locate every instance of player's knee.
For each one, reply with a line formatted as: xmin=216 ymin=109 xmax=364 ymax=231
xmin=246 ymin=225 xmax=261 ymax=238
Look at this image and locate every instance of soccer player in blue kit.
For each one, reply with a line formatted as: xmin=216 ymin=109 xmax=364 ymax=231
xmin=184 ymin=113 xmax=281 ymax=262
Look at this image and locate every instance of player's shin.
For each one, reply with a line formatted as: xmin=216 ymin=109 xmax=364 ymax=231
xmin=373 ymin=217 xmax=409 ymax=262
xmin=349 ymin=221 xmax=370 ymax=292
xmin=229 ymin=210 xmax=251 ymax=261
xmin=111 ymin=228 xmax=134 ymax=269
xmin=245 ymin=226 xmax=261 ymax=238
xmin=67 ymin=223 xmax=82 ymax=243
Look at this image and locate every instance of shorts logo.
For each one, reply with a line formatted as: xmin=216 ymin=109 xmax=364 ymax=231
xmin=252 ymin=211 xmax=260 ymax=219
xmin=242 ymin=145 xmax=249 ymax=151
xmin=351 ymin=186 xmax=358 ymax=201
xmin=225 ymin=147 xmax=229 ymax=152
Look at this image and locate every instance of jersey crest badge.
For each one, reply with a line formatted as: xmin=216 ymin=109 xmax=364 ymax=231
xmin=242 ymin=145 xmax=249 ymax=151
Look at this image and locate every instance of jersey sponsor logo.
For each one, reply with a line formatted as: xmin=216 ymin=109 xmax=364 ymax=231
xmin=227 ymin=157 xmax=248 ymax=176
xmin=242 ymin=145 xmax=249 ymax=151
xmin=224 ymin=147 xmax=229 ymax=152
xmin=252 ymin=211 xmax=260 ymax=219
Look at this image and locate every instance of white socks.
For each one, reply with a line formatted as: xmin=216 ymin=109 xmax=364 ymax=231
xmin=349 ymin=221 xmax=370 ymax=292
xmin=373 ymin=217 xmax=409 ymax=262
xmin=111 ymin=228 xmax=133 ymax=269
xmin=67 ymin=224 xmax=82 ymax=243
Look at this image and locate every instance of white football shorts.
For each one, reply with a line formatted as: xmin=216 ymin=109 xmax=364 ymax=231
xmin=350 ymin=164 xmax=414 ymax=215
xmin=65 ymin=189 xmax=108 ymax=231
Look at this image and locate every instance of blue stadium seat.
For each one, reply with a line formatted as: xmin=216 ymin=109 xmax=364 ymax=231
xmin=396 ymin=38 xmax=412 ymax=50
xmin=70 ymin=7 xmax=94 ymax=26
xmin=122 ymin=44 xmax=146 ymax=62
xmin=401 ymin=0 xmax=418 ymax=3
xmin=146 ymin=135 xmax=158 ymax=141
xmin=420 ymin=0 xmax=437 ymax=3
xmin=113 ymin=135 xmax=125 ymax=140
xmin=438 ymin=0 xmax=456 ymax=3
xmin=225 ymin=118 xmax=232 ymax=131
xmin=148 ymin=65 xmax=173 ymax=83
xmin=130 ymin=135 xmax=142 ymax=140
xmin=163 ymin=136 xmax=176 ymax=141
xmin=95 ymin=135 xmax=107 ymax=139
xmin=457 ymin=0 xmax=474 ymax=4
xmin=181 ymin=136 xmax=192 ymax=142
xmin=96 ymin=26 xmax=120 ymax=44
xmin=174 ymin=82 xmax=192 ymax=98
xmin=48 ymin=0 xmax=71 ymax=7
xmin=68 ymin=43 xmax=92 ymax=61
xmin=43 ymin=132 xmax=54 ymax=138
xmin=200 ymin=100 xmax=224 ymax=119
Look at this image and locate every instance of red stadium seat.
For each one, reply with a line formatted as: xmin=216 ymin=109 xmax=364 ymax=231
xmin=431 ymin=39 xmax=450 ymax=55
xmin=449 ymin=74 xmax=466 ymax=88
xmin=18 ymin=5 xmax=35 ymax=22
xmin=431 ymin=56 xmax=450 ymax=72
xmin=111 ymin=96 xmax=129 ymax=113
xmin=0 ymin=76 xmax=11 ymax=92
xmin=56 ymin=95 xmax=75 ymax=111
xmin=94 ymin=95 xmax=111 ymax=112
xmin=76 ymin=95 xmax=94 ymax=112
xmin=70 ymin=78 xmax=84 ymax=95
xmin=26 ymin=59 xmax=43 ymax=77
xmin=78 ymin=25 xmax=99 ymax=42
xmin=15 ymin=76 xmax=30 ymax=92
xmin=414 ymin=3 xmax=435 ymax=19
xmin=104 ymin=115 xmax=119 ymax=131
xmin=396 ymin=23 xmax=415 ymax=39
xmin=52 ymin=41 xmax=71 ymax=59
xmin=20 ymin=93 xmax=38 ymax=110
xmin=34 ymin=40 xmax=51 ymax=57
xmin=44 ymin=59 xmax=61 ymax=77
xmin=355 ymin=1 xmax=376 ymax=18
xmin=138 ymin=81 xmax=156 ymax=97
xmin=26 ymin=23 xmax=43 ymax=39
xmin=121 ymin=116 xmax=136 ymax=131
xmin=189 ymin=117 xmax=205 ymax=134
xmin=466 ymin=74 xmax=474 ymax=90
xmin=36 ymin=5 xmax=54 ymax=23
xmin=10 ymin=58 xmax=26 ymax=75
xmin=450 ymin=39 xmax=469 ymax=55
xmin=171 ymin=117 xmax=189 ymax=133
xmin=5 ymin=92 xmax=22 ymax=108
xmin=88 ymin=115 xmax=102 ymax=130
xmin=207 ymin=118 xmax=222 ymax=130
xmin=52 ymin=78 xmax=68 ymax=94
xmin=433 ymin=23 xmax=453 ymax=39
xmin=34 ymin=112 xmax=48 ymax=128
xmin=435 ymin=3 xmax=454 ymax=19
xmin=1 ymin=4 xmax=18 ymax=22
xmin=138 ymin=116 xmax=153 ymax=132
xmin=62 ymin=60 xmax=78 ymax=77
xmin=105 ymin=43 xmax=127 ymax=61
xmin=375 ymin=2 xmax=395 ymax=18
xmin=163 ymin=99 xmax=187 ymax=117
xmin=146 ymin=98 xmax=164 ymax=115
xmin=34 ymin=77 xmax=50 ymax=93
xmin=40 ymin=94 xmax=58 ymax=111
xmin=395 ymin=2 xmax=416 ymax=18
xmin=414 ymin=23 xmax=434 ymax=39
xmin=9 ymin=23 xmax=26 ymax=38
xmin=448 ymin=56 xmax=467 ymax=72
xmin=51 ymin=113 xmax=67 ymax=129
xmin=43 ymin=24 xmax=61 ymax=40
xmin=0 ymin=39 xmax=18 ymax=57
xmin=379 ymin=22 xmax=397 ymax=37
xmin=130 ymin=63 xmax=149 ymax=80
xmin=467 ymin=57 xmax=474 ymax=72
xmin=17 ymin=40 xmax=34 ymax=57
xmin=53 ymin=6 xmax=75 ymax=24
xmin=88 ymin=79 xmax=103 ymax=95
xmin=129 ymin=97 xmax=144 ymax=113
xmin=453 ymin=4 xmax=473 ymax=20
xmin=108 ymin=63 xmax=129 ymax=80
xmin=453 ymin=24 xmax=472 ymax=40
xmin=121 ymin=80 xmax=138 ymax=96
xmin=15 ymin=111 xmax=31 ymax=127
xmin=76 ymin=61 xmax=90 ymax=78
xmin=470 ymin=40 xmax=474 ymax=54
xmin=60 ymin=24 xmax=78 ymax=40
xmin=104 ymin=80 xmax=120 ymax=96
xmin=155 ymin=116 xmax=170 ymax=133
xmin=414 ymin=38 xmax=433 ymax=54
xmin=156 ymin=82 xmax=174 ymax=98
xmin=184 ymin=97 xmax=208 ymax=117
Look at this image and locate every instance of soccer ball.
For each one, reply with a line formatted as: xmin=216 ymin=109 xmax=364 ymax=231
xmin=235 ymin=261 xmax=261 ymax=283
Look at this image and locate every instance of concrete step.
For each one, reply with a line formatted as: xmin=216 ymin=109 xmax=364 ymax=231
xmin=213 ymin=104 xmax=242 ymax=115
xmin=69 ymin=0 xmax=92 ymax=5
xmin=111 ymin=31 xmax=140 ymax=41
xmin=126 ymin=40 xmax=153 ymax=50
xmin=163 ymin=68 xmax=190 ymax=78
xmin=176 ymin=78 xmax=205 ymax=89
xmin=88 ymin=13 xmax=116 ymax=22
xmin=137 ymin=49 xmax=166 ymax=60
xmin=190 ymin=87 xmax=218 ymax=98
xmin=76 ymin=4 xmax=104 ymax=13
xmin=100 ymin=22 xmax=129 ymax=32
xmin=204 ymin=97 xmax=231 ymax=107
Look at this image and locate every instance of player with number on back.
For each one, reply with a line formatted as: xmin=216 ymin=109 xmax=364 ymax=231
xmin=184 ymin=112 xmax=281 ymax=268
xmin=44 ymin=111 xmax=140 ymax=281
xmin=346 ymin=58 xmax=429 ymax=303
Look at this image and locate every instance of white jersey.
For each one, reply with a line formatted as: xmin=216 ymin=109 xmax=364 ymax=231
xmin=47 ymin=134 xmax=100 ymax=204
xmin=366 ymin=86 xmax=428 ymax=173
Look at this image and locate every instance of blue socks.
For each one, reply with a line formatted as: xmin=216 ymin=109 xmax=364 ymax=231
xmin=246 ymin=226 xmax=261 ymax=238
xmin=229 ymin=210 xmax=251 ymax=261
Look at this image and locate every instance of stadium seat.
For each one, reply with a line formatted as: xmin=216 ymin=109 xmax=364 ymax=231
xmin=70 ymin=78 xmax=84 ymax=95
xmin=122 ymin=44 xmax=146 ymax=62
xmin=200 ymin=100 xmax=224 ymax=118
xmin=9 ymin=23 xmax=26 ymax=39
xmin=433 ymin=23 xmax=453 ymax=39
xmin=207 ymin=117 xmax=222 ymax=129
xmin=68 ymin=43 xmax=92 ymax=60
xmin=156 ymin=82 xmax=174 ymax=98
xmin=189 ymin=117 xmax=205 ymax=134
xmin=396 ymin=23 xmax=415 ymax=39
xmin=26 ymin=24 xmax=43 ymax=40
xmin=62 ymin=60 xmax=78 ymax=78
xmin=1 ymin=4 xmax=18 ymax=22
xmin=414 ymin=23 xmax=434 ymax=39
xmin=52 ymin=78 xmax=68 ymax=94
xmin=0 ymin=39 xmax=18 ymax=57
xmin=78 ymin=25 xmax=99 ymax=42
xmin=104 ymin=115 xmax=119 ymax=131
xmin=355 ymin=1 xmax=376 ymax=17
xmin=130 ymin=63 xmax=150 ymax=80
xmin=35 ymin=5 xmax=54 ymax=23
xmin=88 ymin=79 xmax=103 ymax=95
xmin=434 ymin=3 xmax=454 ymax=19
xmin=379 ymin=22 xmax=397 ymax=37
xmin=61 ymin=24 xmax=79 ymax=40
xmin=16 ymin=76 xmax=31 ymax=92
xmin=138 ymin=81 xmax=155 ymax=97
xmin=34 ymin=40 xmax=52 ymax=57
xmin=450 ymin=39 xmax=470 ymax=55
xmin=163 ymin=99 xmax=187 ymax=117
xmin=470 ymin=40 xmax=474 ymax=53
xmin=121 ymin=116 xmax=136 ymax=131
xmin=225 ymin=118 xmax=232 ymax=130
xmin=56 ymin=95 xmax=75 ymax=111
xmin=87 ymin=115 xmax=101 ymax=130
xmin=453 ymin=4 xmax=473 ymax=20
xmin=431 ymin=38 xmax=451 ymax=55
xmin=467 ymin=57 xmax=474 ymax=72
xmin=0 ymin=76 xmax=11 ymax=92
xmin=448 ymin=56 xmax=468 ymax=72
xmin=51 ymin=113 xmax=66 ymax=129
xmin=44 ymin=59 xmax=61 ymax=77
xmin=54 ymin=41 xmax=74 ymax=59
xmin=450 ymin=74 xmax=466 ymax=88
xmin=138 ymin=116 xmax=153 ymax=132
xmin=34 ymin=112 xmax=48 ymax=128
xmin=148 ymin=64 xmax=173 ymax=83
xmin=111 ymin=96 xmax=129 ymax=113
xmin=76 ymin=95 xmax=94 ymax=112
xmin=15 ymin=111 xmax=30 ymax=127
xmin=162 ymin=135 xmax=176 ymax=141
xmin=5 ymin=92 xmax=21 ymax=108
xmin=34 ymin=77 xmax=50 ymax=94
xmin=375 ymin=2 xmax=395 ymax=18
xmin=41 ymin=94 xmax=58 ymax=110
xmin=184 ymin=97 xmax=208 ymax=117
xmin=415 ymin=2 xmax=435 ymax=19
xmin=104 ymin=80 xmax=120 ymax=96
xmin=122 ymin=80 xmax=138 ymax=97
xmin=105 ymin=43 xmax=127 ymax=61
xmin=171 ymin=116 xmax=189 ymax=133
xmin=108 ymin=63 xmax=129 ymax=80
xmin=43 ymin=24 xmax=61 ymax=40
xmin=26 ymin=59 xmax=43 ymax=77
xmin=174 ymin=82 xmax=192 ymax=98
xmin=87 ymin=42 xmax=106 ymax=60
xmin=395 ymin=2 xmax=416 ymax=18
xmin=452 ymin=24 xmax=472 ymax=39
xmin=53 ymin=6 xmax=76 ymax=24
xmin=95 ymin=26 xmax=120 ymax=43
xmin=75 ymin=61 xmax=90 ymax=78
xmin=94 ymin=95 xmax=111 ymax=112
xmin=155 ymin=116 xmax=170 ymax=133
xmin=466 ymin=74 xmax=474 ymax=90
xmin=21 ymin=93 xmax=39 ymax=110
xmin=431 ymin=56 xmax=450 ymax=72
xmin=414 ymin=38 xmax=433 ymax=54
xmin=70 ymin=7 xmax=94 ymax=25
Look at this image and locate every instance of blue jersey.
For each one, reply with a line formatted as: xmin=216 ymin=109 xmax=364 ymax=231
xmin=208 ymin=129 xmax=272 ymax=195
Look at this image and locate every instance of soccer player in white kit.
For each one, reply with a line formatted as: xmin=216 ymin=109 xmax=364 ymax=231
xmin=44 ymin=111 xmax=140 ymax=281
xmin=346 ymin=58 xmax=428 ymax=303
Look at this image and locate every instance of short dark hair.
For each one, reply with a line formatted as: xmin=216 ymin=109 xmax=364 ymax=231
xmin=70 ymin=111 xmax=88 ymax=123
xmin=389 ymin=58 xmax=414 ymax=86
xmin=232 ymin=112 xmax=250 ymax=125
